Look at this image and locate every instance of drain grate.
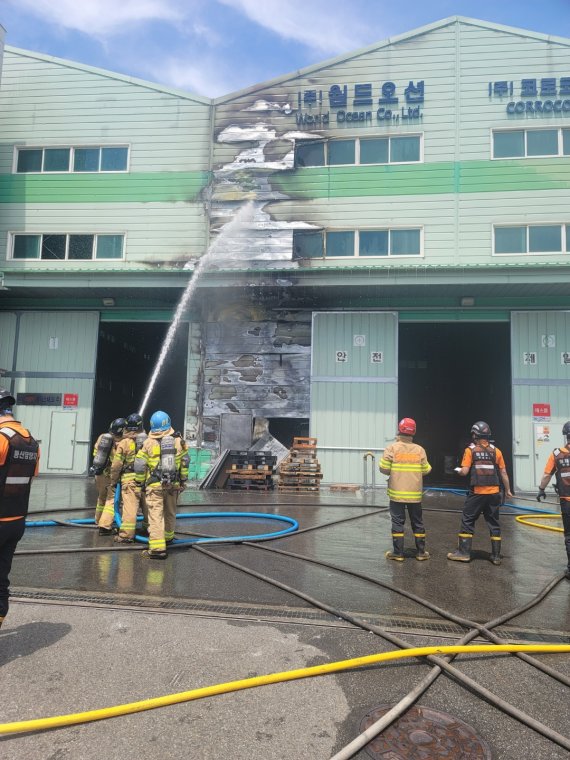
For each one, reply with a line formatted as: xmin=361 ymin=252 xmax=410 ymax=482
xmin=360 ymin=705 xmax=492 ymax=759
xmin=11 ymin=587 xmax=570 ymax=644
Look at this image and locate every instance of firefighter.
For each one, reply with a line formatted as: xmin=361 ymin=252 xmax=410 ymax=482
xmin=90 ymin=418 xmax=126 ymax=526
xmin=107 ymin=413 xmax=146 ymax=543
xmin=134 ymin=411 xmax=189 ymax=559
xmin=95 ymin=417 xmax=127 ymax=536
xmin=537 ymin=421 xmax=570 ymax=579
xmin=448 ymin=421 xmax=513 ymax=565
xmin=0 ymin=388 xmax=40 ymax=629
xmin=379 ymin=417 xmax=432 ymax=561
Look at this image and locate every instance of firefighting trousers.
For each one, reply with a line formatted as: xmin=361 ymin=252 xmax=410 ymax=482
xmin=460 ymin=492 xmax=502 ymax=537
xmin=0 ymin=518 xmax=26 ymax=620
xmin=98 ymin=483 xmax=119 ymax=530
xmin=117 ymin=481 xmax=141 ymax=539
xmin=94 ymin=474 xmax=111 ymax=524
xmin=145 ymin=487 xmax=179 ymax=554
xmin=560 ymin=501 xmax=570 ymax=568
xmin=389 ymin=500 xmax=425 ymax=536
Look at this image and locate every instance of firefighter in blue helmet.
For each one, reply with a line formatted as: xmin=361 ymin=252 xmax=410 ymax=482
xmin=134 ymin=411 xmax=189 ymax=559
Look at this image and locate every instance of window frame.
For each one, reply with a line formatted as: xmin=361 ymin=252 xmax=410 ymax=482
xmin=294 ymin=133 xmax=424 ymax=168
xmin=12 ymin=145 xmax=131 ymax=174
xmin=294 ymin=227 xmax=424 ymax=260
xmin=9 ymin=232 xmax=126 ymax=261
xmin=492 ymin=223 xmax=568 ymax=256
xmin=491 ymin=127 xmax=570 ymax=160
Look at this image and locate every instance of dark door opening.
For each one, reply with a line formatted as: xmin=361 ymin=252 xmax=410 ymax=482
xmin=268 ymin=418 xmax=310 ymax=449
xmin=92 ymin=322 xmax=188 ymax=447
xmin=398 ymin=322 xmax=512 ymax=484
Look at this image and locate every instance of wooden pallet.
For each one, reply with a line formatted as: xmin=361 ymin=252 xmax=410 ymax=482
xmin=277 ymin=485 xmax=320 ymax=493
xmin=329 ymin=483 xmax=361 ymax=492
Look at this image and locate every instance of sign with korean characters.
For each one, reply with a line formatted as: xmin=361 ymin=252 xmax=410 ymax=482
xmin=533 ymin=403 xmax=551 ymax=421
xmin=488 ymin=76 xmax=570 ymax=115
xmin=294 ymin=80 xmax=424 ymax=128
xmin=63 ymin=393 xmax=79 ymax=409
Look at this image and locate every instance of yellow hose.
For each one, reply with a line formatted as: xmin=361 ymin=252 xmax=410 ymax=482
xmin=516 ymin=514 xmax=563 ymax=533
xmin=1 ymin=643 xmax=569 ymax=735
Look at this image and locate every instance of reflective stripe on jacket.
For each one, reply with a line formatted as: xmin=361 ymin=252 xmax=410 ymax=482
xmin=380 ymin=436 xmax=431 ymax=504
xmin=134 ymin=428 xmax=189 ymax=489
xmin=109 ymin=432 xmax=137 ymax=485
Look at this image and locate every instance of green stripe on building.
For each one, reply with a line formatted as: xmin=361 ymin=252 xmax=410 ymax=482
xmin=0 ymin=171 xmax=211 ymax=203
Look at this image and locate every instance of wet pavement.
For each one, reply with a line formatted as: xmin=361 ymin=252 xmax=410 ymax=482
xmin=1 ymin=477 xmax=569 ymax=759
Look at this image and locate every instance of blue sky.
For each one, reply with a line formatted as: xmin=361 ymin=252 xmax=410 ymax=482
xmin=2 ymin=1 xmax=570 ymax=98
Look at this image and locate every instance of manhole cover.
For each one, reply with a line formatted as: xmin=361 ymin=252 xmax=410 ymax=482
xmin=360 ymin=705 xmax=492 ymax=759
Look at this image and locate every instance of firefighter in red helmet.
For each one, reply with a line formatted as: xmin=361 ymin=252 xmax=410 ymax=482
xmin=379 ymin=418 xmax=432 ymax=561
xmin=448 ymin=421 xmax=512 ymax=565
xmin=537 ymin=421 xmax=570 ymax=579
xmin=0 ymin=388 xmax=40 ymax=629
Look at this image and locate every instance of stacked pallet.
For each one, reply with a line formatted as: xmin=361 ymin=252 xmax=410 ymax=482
xmin=226 ymin=450 xmax=276 ymax=491
xmin=277 ymin=437 xmax=323 ymax=493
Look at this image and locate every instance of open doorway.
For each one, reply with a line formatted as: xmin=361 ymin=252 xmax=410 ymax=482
xmin=398 ymin=322 xmax=512 ymax=484
xmin=92 ymin=322 xmax=188 ymax=446
xmin=269 ymin=418 xmax=310 ymax=448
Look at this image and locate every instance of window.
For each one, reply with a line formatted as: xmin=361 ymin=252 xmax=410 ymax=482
xmin=11 ymin=233 xmax=125 ymax=260
xmin=294 ymin=135 xmax=421 ymax=167
xmin=294 ymin=142 xmax=325 ymax=167
xmin=328 ymin=140 xmax=355 ymax=166
xmin=493 ymin=128 xmax=570 ymax=158
xmin=15 ymin=146 xmax=129 ymax=173
xmin=293 ymin=228 xmax=422 ymax=259
xmin=494 ymin=224 xmax=568 ymax=255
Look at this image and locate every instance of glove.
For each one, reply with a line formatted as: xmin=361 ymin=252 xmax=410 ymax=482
xmin=536 ymin=488 xmax=546 ymax=502
xmin=454 ymin=467 xmax=462 ymax=474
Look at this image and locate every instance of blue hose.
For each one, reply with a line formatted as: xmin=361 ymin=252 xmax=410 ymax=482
xmin=25 ymin=510 xmax=299 ymax=544
xmin=424 ymin=486 xmax=558 ymax=515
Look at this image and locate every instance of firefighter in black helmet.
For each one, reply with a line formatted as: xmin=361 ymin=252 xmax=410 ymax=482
xmin=109 ymin=413 xmax=147 ymax=543
xmin=0 ymin=388 xmax=40 ymax=628
xmin=448 ymin=421 xmax=512 ymax=565
xmin=94 ymin=417 xmax=127 ymax=535
xmin=537 ymin=421 xmax=570 ymax=579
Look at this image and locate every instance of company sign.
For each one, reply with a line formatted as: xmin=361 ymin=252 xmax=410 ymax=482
xmin=294 ymin=80 xmax=424 ymax=127
xmin=488 ymin=77 xmax=570 ymax=115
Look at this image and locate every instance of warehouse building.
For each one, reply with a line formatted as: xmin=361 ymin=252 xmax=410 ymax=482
xmin=1 ymin=17 xmax=570 ymax=490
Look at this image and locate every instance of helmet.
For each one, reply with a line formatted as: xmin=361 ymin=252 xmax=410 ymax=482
xmin=150 ymin=410 xmax=171 ymax=433
xmin=563 ymin=421 xmax=570 ymax=438
xmin=0 ymin=388 xmax=15 ymax=413
xmin=398 ymin=417 xmax=416 ymax=436
xmin=471 ymin=421 xmax=492 ymax=439
xmin=109 ymin=417 xmax=127 ymax=436
xmin=126 ymin=413 xmax=143 ymax=432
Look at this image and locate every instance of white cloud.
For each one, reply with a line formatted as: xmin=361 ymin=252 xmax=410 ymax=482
xmin=144 ymin=56 xmax=239 ymax=97
xmin=8 ymin=0 xmax=187 ymax=37
xmin=218 ymin=0 xmax=375 ymax=53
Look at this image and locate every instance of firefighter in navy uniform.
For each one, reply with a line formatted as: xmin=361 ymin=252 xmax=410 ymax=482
xmin=379 ymin=417 xmax=432 ymax=561
xmin=134 ymin=411 xmax=189 ymax=559
xmin=95 ymin=417 xmax=127 ymax=535
xmin=448 ymin=421 xmax=513 ymax=565
xmin=90 ymin=418 xmax=126 ymax=526
xmin=537 ymin=421 xmax=570 ymax=579
xmin=0 ymin=389 xmax=40 ymax=629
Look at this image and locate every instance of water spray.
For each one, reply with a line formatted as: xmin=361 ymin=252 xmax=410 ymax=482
xmin=138 ymin=201 xmax=256 ymax=416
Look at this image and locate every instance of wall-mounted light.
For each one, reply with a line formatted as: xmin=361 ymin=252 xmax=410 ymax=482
xmin=102 ymin=297 xmax=115 ymax=307
xmin=460 ymin=297 xmax=475 ymax=307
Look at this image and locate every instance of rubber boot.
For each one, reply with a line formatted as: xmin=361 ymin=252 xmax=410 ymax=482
xmin=0 ymin=616 xmax=4 ymax=629
xmin=414 ymin=536 xmax=430 ymax=561
xmin=385 ymin=535 xmax=405 ymax=562
xmin=447 ymin=535 xmax=472 ymax=562
xmin=490 ymin=537 xmax=502 ymax=566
